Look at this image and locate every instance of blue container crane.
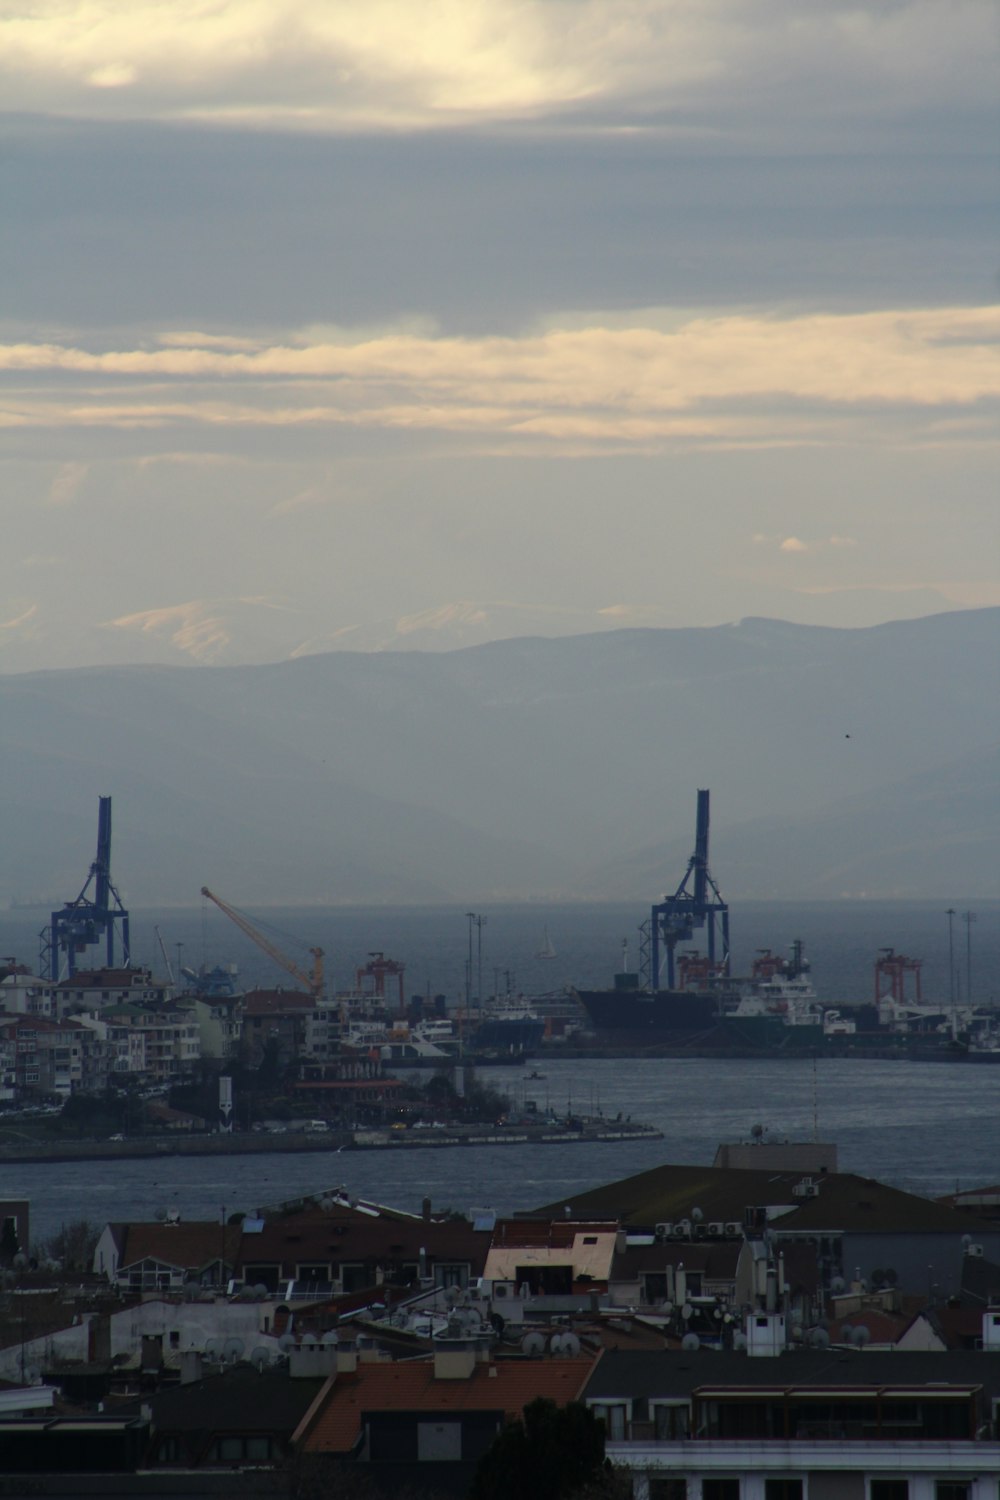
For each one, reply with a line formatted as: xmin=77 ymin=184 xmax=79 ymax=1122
xmin=648 ymin=788 xmax=730 ymax=990
xmin=40 ymin=796 xmax=131 ymax=980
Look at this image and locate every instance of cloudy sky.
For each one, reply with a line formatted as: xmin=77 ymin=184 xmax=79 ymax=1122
xmin=3 ymin=0 xmax=998 ymax=668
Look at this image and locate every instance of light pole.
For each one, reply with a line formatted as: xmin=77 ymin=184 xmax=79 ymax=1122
xmin=464 ymin=913 xmax=474 ymax=1010
xmin=945 ymin=909 xmax=956 ymax=1010
xmin=475 ymin=915 xmax=487 ymax=1009
xmin=963 ymin=911 xmax=977 ymax=1008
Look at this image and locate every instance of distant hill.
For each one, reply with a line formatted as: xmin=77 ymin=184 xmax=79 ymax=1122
xmin=0 ymin=609 xmax=997 ymax=904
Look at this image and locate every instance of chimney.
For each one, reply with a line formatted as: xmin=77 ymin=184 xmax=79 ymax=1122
xmin=179 ymin=1350 xmax=203 ymax=1385
xmin=422 ymin=1198 xmax=432 ymax=1222
xmin=434 ymin=1338 xmax=477 ymax=1381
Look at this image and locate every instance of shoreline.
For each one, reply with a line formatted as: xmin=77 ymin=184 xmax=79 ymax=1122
xmin=0 ymin=1119 xmax=661 ymax=1166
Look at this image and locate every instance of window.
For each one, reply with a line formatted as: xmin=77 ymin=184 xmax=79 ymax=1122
xmin=591 ymin=1404 xmax=627 ymax=1441
xmin=653 ymin=1403 xmax=690 ymax=1440
xmin=155 ymin=1436 xmax=180 ymax=1463
xmin=765 ymin=1483 xmax=802 ymax=1500
xmin=870 ymin=1485 xmax=909 ymax=1500
xmin=934 ymin=1486 xmax=970 ymax=1500
xmin=702 ymin=1483 xmax=740 ymax=1500
xmin=649 ymin=1481 xmax=686 ymax=1500
xmin=435 ymin=1262 xmax=470 ymax=1289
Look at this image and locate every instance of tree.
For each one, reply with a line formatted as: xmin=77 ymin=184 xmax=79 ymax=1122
xmin=42 ymin=1219 xmax=100 ymax=1271
xmin=470 ymin=1399 xmax=610 ymax=1500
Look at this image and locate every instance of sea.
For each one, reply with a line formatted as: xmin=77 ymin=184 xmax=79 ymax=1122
xmin=1 ymin=899 xmax=998 ymax=1245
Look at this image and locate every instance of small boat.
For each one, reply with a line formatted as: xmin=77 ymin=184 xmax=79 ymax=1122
xmin=524 ymin=1070 xmax=547 ymax=1081
xmin=536 ymin=927 xmax=556 ymax=961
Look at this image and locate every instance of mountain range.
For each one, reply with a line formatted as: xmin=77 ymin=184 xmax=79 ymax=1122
xmin=1 ymin=608 xmax=997 ymax=906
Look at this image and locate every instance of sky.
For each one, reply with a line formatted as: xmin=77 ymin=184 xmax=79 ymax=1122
xmin=2 ymin=0 xmax=999 ymax=669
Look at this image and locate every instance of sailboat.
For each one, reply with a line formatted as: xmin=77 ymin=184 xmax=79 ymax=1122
xmin=536 ymin=927 xmax=556 ymax=961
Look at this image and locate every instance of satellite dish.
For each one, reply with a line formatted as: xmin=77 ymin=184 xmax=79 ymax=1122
xmin=250 ymin=1347 xmax=270 ymax=1369
xmin=445 ymin=1287 xmax=462 ymax=1306
xmin=840 ymin=1323 xmax=853 ymax=1339
xmin=691 ymin=1207 xmax=704 ymax=1223
xmin=223 ymin=1338 xmax=245 ymax=1361
xmin=253 ymin=1284 xmax=269 ymax=1300
xmin=521 ymin=1332 xmax=545 ymax=1356
xmin=751 ymin=1122 xmax=764 ymax=1140
xmin=278 ymin=1332 xmax=296 ymax=1352
xmin=12 ymin=1253 xmax=28 ymax=1271
xmin=561 ymin=1333 xmax=581 ymax=1356
xmin=830 ymin=1276 xmax=846 ymax=1294
xmin=550 ymin=1333 xmax=565 ymax=1355
xmin=205 ymin=1337 xmax=224 ymax=1360
xmin=322 ymin=1329 xmax=339 ymax=1346
xmin=681 ymin=1333 xmax=700 ymax=1352
xmin=732 ymin=1331 xmax=747 ymax=1351
xmin=852 ymin=1325 xmax=870 ymax=1347
xmin=154 ymin=1207 xmax=168 ymax=1222
xmin=810 ymin=1328 xmax=830 ymax=1349
xmin=682 ymin=1303 xmax=693 ymax=1320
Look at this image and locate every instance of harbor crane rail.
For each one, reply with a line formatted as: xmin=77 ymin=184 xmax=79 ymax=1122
xmin=200 ymin=886 xmax=325 ymax=1001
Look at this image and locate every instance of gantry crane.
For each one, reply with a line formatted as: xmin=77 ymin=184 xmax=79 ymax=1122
xmin=40 ymin=796 xmax=131 ymax=980
xmin=646 ymin=788 xmax=730 ymax=990
xmin=200 ymin=886 xmax=325 ymax=1000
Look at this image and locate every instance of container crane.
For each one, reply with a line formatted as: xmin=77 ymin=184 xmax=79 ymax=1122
xmin=40 ymin=796 xmax=131 ymax=981
xmin=200 ymin=886 xmax=325 ymax=1000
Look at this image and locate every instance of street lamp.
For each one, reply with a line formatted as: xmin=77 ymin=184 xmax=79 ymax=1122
xmin=945 ymin=909 xmax=956 ymax=1008
xmin=963 ymin=911 xmax=977 ymax=1008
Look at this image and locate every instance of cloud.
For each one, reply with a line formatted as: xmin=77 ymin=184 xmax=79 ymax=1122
xmin=767 ymin=534 xmax=863 ymax=558
xmin=3 ymin=306 xmax=999 ymax=453
xmin=0 ymin=1 xmax=994 ymax=135
xmin=46 ymin=461 xmax=88 ymax=506
xmin=1 ymin=604 xmax=38 ymax=632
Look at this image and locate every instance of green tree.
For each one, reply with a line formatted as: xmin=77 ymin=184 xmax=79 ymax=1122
xmin=470 ymin=1398 xmax=610 ymax=1500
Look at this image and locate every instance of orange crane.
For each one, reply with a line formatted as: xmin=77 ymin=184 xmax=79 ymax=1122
xmin=200 ymin=886 xmax=325 ymax=1000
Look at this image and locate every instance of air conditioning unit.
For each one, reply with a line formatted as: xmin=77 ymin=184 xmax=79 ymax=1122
xmin=707 ymin=1223 xmax=724 ymax=1238
xmin=693 ymin=1223 xmax=707 ymax=1239
xmin=792 ymin=1177 xmax=819 ymax=1199
xmin=672 ymin=1221 xmax=692 ymax=1239
xmin=655 ymin=1223 xmax=673 ymax=1240
xmin=493 ymin=1280 xmax=515 ymax=1298
xmin=724 ymin=1222 xmax=743 ymax=1238
xmin=967 ymin=1244 xmax=984 ymax=1258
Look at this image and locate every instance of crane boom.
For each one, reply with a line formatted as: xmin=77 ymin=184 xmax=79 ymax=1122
xmin=200 ymin=886 xmax=324 ymax=1000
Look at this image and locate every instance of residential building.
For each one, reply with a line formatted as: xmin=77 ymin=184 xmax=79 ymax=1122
xmin=583 ymin=1343 xmax=1000 ymax=1499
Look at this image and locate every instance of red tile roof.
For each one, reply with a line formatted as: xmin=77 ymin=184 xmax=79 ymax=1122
xmin=299 ymin=1356 xmax=597 ymax=1453
xmin=118 ymin=1222 xmax=243 ymax=1272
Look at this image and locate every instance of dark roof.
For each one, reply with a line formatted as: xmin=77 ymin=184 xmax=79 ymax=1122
xmin=237 ymin=1204 xmax=492 ymax=1277
xmin=583 ymin=1347 xmax=1000 ymax=1402
xmin=146 ymin=1363 xmax=323 ymax=1433
xmin=533 ymin=1162 xmax=986 ymax=1235
xmin=243 ymin=990 xmax=314 ymax=1014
